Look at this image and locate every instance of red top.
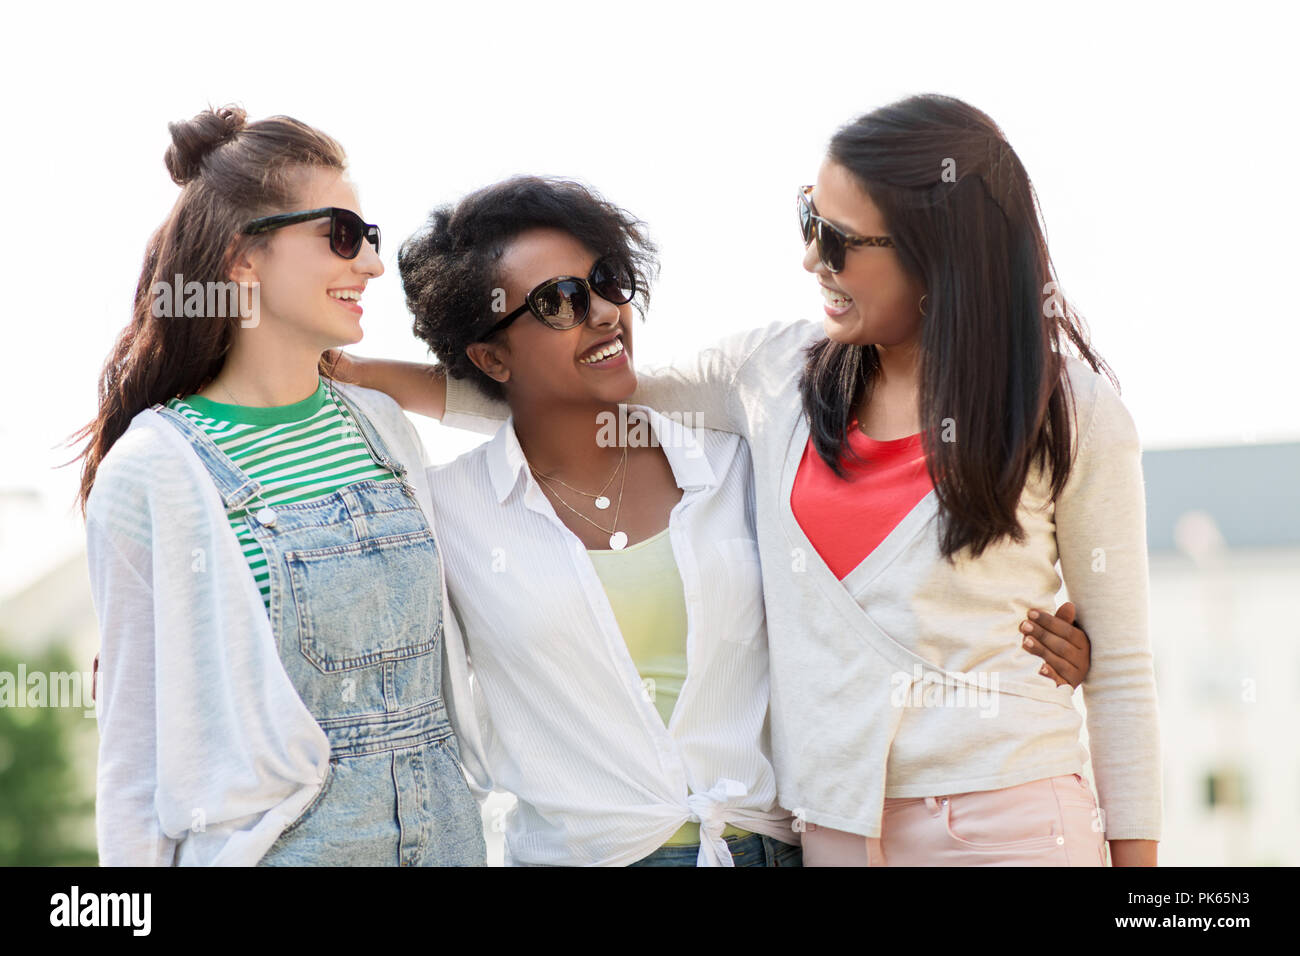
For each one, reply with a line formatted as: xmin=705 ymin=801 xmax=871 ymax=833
xmin=790 ymin=420 xmax=933 ymax=580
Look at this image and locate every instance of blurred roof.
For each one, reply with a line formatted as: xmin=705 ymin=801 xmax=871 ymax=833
xmin=1143 ymin=441 xmax=1300 ymax=551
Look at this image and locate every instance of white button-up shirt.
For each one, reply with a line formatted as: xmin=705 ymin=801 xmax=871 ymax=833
xmin=426 ymin=405 xmax=798 ymax=866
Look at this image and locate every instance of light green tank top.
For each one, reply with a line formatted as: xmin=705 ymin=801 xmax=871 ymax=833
xmin=588 ymin=527 xmax=750 ymax=847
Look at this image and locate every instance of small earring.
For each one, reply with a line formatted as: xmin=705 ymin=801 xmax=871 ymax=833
xmin=918 ymin=294 xmax=928 ymax=316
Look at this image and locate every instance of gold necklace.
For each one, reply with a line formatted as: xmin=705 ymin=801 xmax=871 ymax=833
xmin=531 ymin=446 xmax=626 ymax=511
xmin=531 ymin=452 xmax=630 ymax=550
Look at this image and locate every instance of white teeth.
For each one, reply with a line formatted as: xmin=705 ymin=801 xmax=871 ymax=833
xmin=329 ymin=290 xmax=361 ymax=301
xmin=579 ymin=339 xmax=625 ymax=364
xmin=820 ymin=285 xmax=852 ymax=309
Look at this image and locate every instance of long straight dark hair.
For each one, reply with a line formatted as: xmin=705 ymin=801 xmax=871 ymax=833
xmin=65 ymin=105 xmax=349 ymax=516
xmin=799 ymin=93 xmax=1116 ymax=560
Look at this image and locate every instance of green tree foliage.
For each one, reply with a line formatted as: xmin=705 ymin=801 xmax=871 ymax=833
xmin=0 ymin=640 xmax=97 ymax=865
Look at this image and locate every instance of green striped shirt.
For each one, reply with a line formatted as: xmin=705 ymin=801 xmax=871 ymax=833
xmin=166 ymin=378 xmax=395 ymax=613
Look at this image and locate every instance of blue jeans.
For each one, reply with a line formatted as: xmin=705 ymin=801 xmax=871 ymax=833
xmin=154 ymin=393 xmax=486 ymax=867
xmin=630 ymin=833 xmax=803 ymax=867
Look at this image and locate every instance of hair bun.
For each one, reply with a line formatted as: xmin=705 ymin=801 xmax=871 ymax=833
xmin=164 ymin=104 xmax=247 ymax=185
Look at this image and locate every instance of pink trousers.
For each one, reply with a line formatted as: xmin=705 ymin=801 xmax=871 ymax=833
xmin=802 ymin=773 xmax=1108 ymax=866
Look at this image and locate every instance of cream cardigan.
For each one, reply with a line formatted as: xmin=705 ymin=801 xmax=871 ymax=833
xmin=443 ymin=319 xmax=1162 ymax=840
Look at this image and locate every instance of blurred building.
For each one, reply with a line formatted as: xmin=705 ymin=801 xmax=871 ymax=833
xmin=1136 ymin=440 xmax=1300 ymax=865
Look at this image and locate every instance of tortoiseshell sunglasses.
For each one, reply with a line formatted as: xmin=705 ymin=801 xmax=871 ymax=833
xmin=797 ymin=185 xmax=893 ymax=273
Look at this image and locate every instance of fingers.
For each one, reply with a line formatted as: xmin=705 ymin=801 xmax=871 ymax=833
xmin=1028 ymin=605 xmax=1090 ymax=677
xmin=1020 ymin=615 xmax=1077 ymax=667
xmin=322 ymin=349 xmax=358 ymax=384
xmin=1036 ymin=660 xmax=1068 ymax=688
xmin=1020 ymin=616 xmax=1082 ymax=687
xmin=1033 ymin=606 xmax=1085 ymax=648
xmin=1021 ymin=630 xmax=1076 ymax=686
xmin=1019 ymin=643 xmax=1069 ymax=688
xmin=1030 ymin=604 xmax=1091 ymax=689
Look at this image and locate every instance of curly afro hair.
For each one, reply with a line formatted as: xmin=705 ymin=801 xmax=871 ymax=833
xmin=398 ymin=176 xmax=659 ymax=401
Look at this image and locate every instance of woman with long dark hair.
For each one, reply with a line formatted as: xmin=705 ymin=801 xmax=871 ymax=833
xmin=69 ymin=105 xmax=485 ymax=866
xmin=339 ymin=93 xmax=1153 ymax=866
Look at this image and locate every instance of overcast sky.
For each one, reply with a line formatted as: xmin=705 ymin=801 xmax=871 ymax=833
xmin=1 ymin=0 xmax=1296 ymax=596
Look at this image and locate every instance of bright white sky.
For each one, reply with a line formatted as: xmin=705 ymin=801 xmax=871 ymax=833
xmin=1 ymin=0 xmax=1296 ymax=597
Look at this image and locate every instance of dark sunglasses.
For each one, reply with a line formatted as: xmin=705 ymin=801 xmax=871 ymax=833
xmin=242 ymin=206 xmax=381 ymax=260
xmin=797 ymin=185 xmax=893 ymax=273
xmin=478 ymin=258 xmax=636 ymax=341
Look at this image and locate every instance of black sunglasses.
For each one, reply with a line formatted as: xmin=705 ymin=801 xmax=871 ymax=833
xmin=797 ymin=185 xmax=893 ymax=273
xmin=243 ymin=206 xmax=381 ymax=260
xmin=478 ymin=258 xmax=636 ymax=341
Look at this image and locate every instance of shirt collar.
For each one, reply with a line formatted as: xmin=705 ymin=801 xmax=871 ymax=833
xmin=486 ymin=404 xmax=718 ymax=506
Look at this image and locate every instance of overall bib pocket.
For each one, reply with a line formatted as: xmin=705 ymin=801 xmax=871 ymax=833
xmin=285 ymin=529 xmax=443 ymax=673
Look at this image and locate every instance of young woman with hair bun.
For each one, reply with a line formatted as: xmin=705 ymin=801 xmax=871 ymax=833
xmin=70 ymin=105 xmax=486 ymax=866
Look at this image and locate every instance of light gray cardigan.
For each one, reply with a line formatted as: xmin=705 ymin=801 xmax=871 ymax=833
xmin=86 ymin=382 xmax=485 ymax=864
xmin=444 ymin=319 xmax=1162 ymax=840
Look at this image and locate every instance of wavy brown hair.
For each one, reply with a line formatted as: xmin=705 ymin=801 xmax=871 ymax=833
xmin=799 ymin=93 xmax=1117 ymax=560
xmin=65 ymin=104 xmax=349 ymax=516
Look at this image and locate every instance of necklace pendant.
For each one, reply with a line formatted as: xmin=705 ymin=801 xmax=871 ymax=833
xmin=594 ymin=495 xmax=611 ymax=510
xmin=608 ymin=531 xmax=628 ymax=550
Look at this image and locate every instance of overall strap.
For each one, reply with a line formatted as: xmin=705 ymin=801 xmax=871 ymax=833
xmin=327 ymin=381 xmax=412 ymax=484
xmin=150 ymin=403 xmax=268 ymax=512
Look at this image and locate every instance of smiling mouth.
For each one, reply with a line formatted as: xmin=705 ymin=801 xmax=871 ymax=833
xmin=578 ymin=337 xmax=626 ymax=365
xmin=820 ymin=285 xmax=853 ymax=310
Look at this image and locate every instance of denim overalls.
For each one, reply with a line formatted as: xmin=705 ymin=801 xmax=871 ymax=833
xmin=152 ymin=390 xmax=486 ymax=866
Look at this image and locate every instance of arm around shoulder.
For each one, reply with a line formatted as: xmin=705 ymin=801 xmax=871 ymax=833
xmin=438 ymin=319 xmax=792 ymax=437
xmin=329 ymin=349 xmax=505 ymax=437
xmin=329 ymin=350 xmax=451 ymax=422
xmin=625 ymin=318 xmax=815 ymax=436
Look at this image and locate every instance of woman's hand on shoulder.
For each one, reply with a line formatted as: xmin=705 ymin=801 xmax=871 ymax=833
xmin=323 ymin=349 xmax=447 ymax=419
